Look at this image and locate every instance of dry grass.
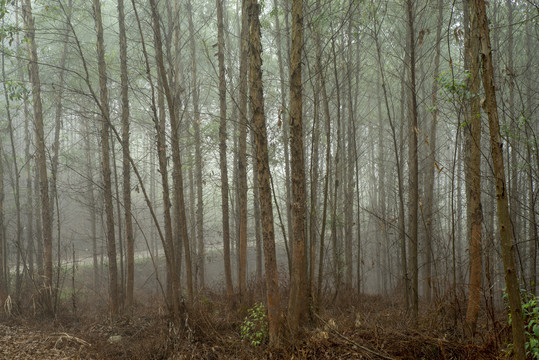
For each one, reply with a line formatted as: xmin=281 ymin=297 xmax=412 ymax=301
xmin=0 ymin=288 xmax=510 ymax=359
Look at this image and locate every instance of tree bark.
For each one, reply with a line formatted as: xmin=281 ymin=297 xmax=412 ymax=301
xmin=115 ymin=0 xmax=135 ymax=310
xmin=22 ymin=0 xmax=53 ymax=313
xmin=473 ymin=0 xmax=526 ymax=357
xmin=216 ymin=0 xmax=234 ymax=299
xmin=406 ymin=0 xmax=419 ymax=322
xmin=149 ymin=0 xmax=194 ymax=304
xmin=464 ymin=0 xmax=483 ymax=337
xmin=187 ymin=0 xmax=205 ymax=291
xmin=237 ymin=0 xmax=250 ymax=301
xmin=92 ymin=0 xmax=120 ymax=316
xmin=423 ymin=0 xmax=443 ymax=304
xmin=273 ymin=0 xmax=293 ymax=270
xmin=249 ymin=0 xmax=281 ymax=344
xmin=288 ymin=0 xmax=307 ymax=336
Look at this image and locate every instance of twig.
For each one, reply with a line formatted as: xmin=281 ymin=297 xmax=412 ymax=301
xmin=313 ymin=312 xmax=396 ymax=360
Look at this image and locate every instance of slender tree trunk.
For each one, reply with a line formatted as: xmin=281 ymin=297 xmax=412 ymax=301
xmin=171 ymin=0 xmax=187 ymax=299
xmin=424 ymin=0 xmax=442 ymax=303
xmin=406 ymin=0 xmax=419 ymax=322
xmin=111 ymin=134 xmax=125 ymax=306
xmin=249 ymin=0 xmax=281 ymax=344
xmin=34 ymin=159 xmax=43 ymax=279
xmin=330 ymin=38 xmax=342 ymax=296
xmin=116 ymin=0 xmax=135 ymax=310
xmin=92 ymin=0 xmax=120 ymax=316
xmin=273 ymin=0 xmax=293 ymax=266
xmin=309 ymin=69 xmax=320 ymax=302
xmin=216 ymin=0 xmax=234 ymax=299
xmin=525 ymin=12 xmax=536 ymax=294
xmin=251 ymin=129 xmax=263 ymax=283
xmin=344 ymin=8 xmax=355 ymax=291
xmin=288 ymin=0 xmax=307 ymax=336
xmin=315 ymin=27 xmax=332 ymax=306
xmin=237 ymin=0 xmax=250 ymax=301
xmin=24 ymin=94 xmax=34 ymax=279
xmin=374 ymin=21 xmax=409 ymax=309
xmin=149 ymin=0 xmax=193 ymax=303
xmin=22 ymin=0 xmax=53 ymax=312
xmin=2 ymin=26 xmax=23 ymax=301
xmin=464 ymin=0 xmax=483 ymax=337
xmin=84 ymin=121 xmax=99 ymax=291
xmin=473 ymin=0 xmax=525 ymax=357
xmin=17 ymin=0 xmax=34 ymax=279
xmin=48 ymin=0 xmax=72 ymax=310
xmin=187 ymin=0 xmax=205 ymax=291
xmin=506 ymin=1 xmax=521 ymax=277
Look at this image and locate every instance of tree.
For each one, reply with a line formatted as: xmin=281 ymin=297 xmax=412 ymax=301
xmin=147 ymin=0 xmax=190 ymax=309
xmin=217 ymin=0 xmax=233 ymax=299
xmin=472 ymin=0 xmax=526 ymax=357
xmin=249 ymin=0 xmax=281 ymax=344
xmin=117 ymin=0 xmax=135 ymax=310
xmin=92 ymin=0 xmax=120 ymax=316
xmin=464 ymin=0 xmax=483 ymax=337
xmin=22 ymin=0 xmax=53 ymax=312
xmin=406 ymin=0 xmax=419 ymax=321
xmin=423 ymin=0 xmax=443 ymax=304
xmin=288 ymin=0 xmax=307 ymax=336
xmin=186 ymin=0 xmax=205 ymax=290
xmin=237 ymin=0 xmax=249 ymax=301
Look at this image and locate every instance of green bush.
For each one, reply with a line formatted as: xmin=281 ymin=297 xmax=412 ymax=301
xmin=506 ymin=290 xmax=539 ymax=358
xmin=240 ymin=302 xmax=268 ymax=346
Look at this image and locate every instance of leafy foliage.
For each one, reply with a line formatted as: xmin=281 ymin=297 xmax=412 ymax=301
xmin=505 ymin=290 xmax=539 ymax=358
xmin=437 ymin=70 xmax=472 ymax=101
xmin=240 ymin=302 xmax=268 ymax=346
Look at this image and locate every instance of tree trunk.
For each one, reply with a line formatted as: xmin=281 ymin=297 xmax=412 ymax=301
xmin=374 ymin=20 xmax=408 ymax=309
xmin=251 ymin=128 xmax=264 ymax=283
xmin=249 ymin=0 xmax=281 ymax=344
xmin=423 ymin=0 xmax=443 ymax=304
xmin=309 ymin=65 xmax=320 ymax=302
xmin=315 ymin=26 xmax=332 ymax=306
xmin=216 ymin=0 xmax=234 ymax=299
xmin=273 ymin=0 xmax=293 ymax=270
xmin=288 ymin=0 xmax=307 ymax=336
xmin=406 ymin=0 xmax=419 ymax=322
xmin=149 ymin=0 xmax=193 ymax=303
xmin=84 ymin=121 xmax=99 ymax=291
xmin=92 ymin=0 xmax=120 ymax=316
xmin=237 ymin=0 xmax=250 ymax=301
xmin=473 ymin=0 xmax=526 ymax=357
xmin=116 ymin=0 xmax=135 ymax=310
xmin=464 ymin=0 xmax=482 ymax=337
xmin=505 ymin=1 xmax=521 ymax=279
xmin=22 ymin=0 xmax=53 ymax=313
xmin=2 ymin=26 xmax=23 ymax=301
xmin=187 ymin=0 xmax=205 ymax=291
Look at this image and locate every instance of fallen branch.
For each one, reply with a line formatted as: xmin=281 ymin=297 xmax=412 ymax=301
xmin=51 ymin=332 xmax=91 ymax=349
xmin=313 ymin=312 xmax=396 ymax=360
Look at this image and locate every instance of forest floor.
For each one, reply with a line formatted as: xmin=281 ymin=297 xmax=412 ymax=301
xmin=0 ymin=291 xmax=509 ymax=359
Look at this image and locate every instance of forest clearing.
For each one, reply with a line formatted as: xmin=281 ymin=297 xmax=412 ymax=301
xmin=0 ymin=0 xmax=538 ymax=358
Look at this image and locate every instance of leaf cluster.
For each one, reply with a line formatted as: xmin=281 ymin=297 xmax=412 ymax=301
xmin=240 ymin=302 xmax=268 ymax=346
xmin=505 ymin=290 xmax=539 ymax=358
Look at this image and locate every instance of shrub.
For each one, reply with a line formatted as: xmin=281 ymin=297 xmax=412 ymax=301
xmin=240 ymin=302 xmax=268 ymax=346
xmin=506 ymin=290 xmax=539 ymax=358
